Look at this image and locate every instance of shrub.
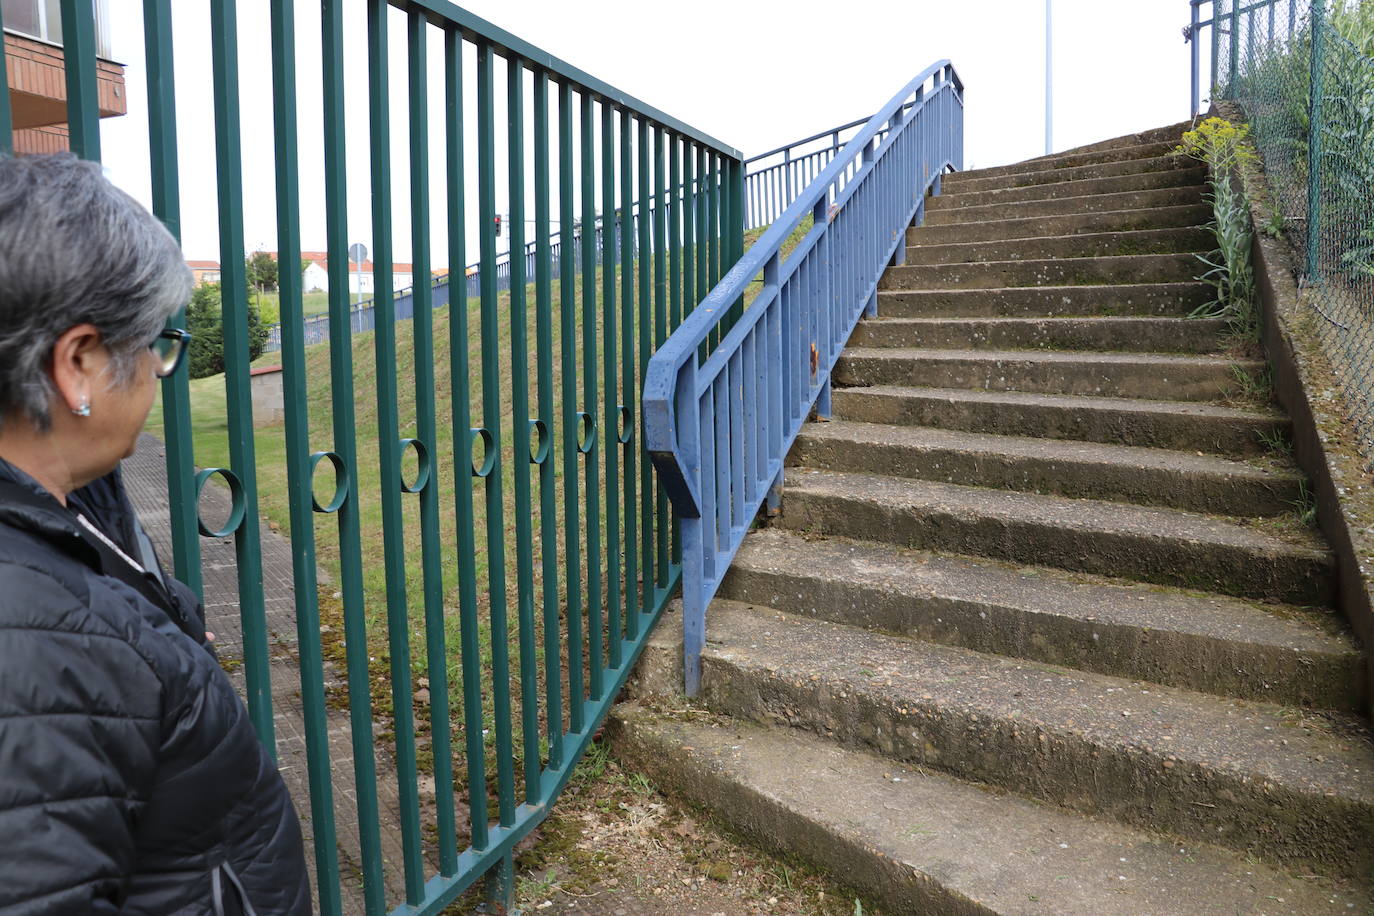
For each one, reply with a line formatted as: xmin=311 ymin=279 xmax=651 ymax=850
xmin=186 ymin=282 xmax=269 ymax=379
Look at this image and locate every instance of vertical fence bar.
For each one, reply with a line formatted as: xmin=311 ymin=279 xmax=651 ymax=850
xmin=637 ymin=116 xmax=654 ymax=628
xmin=653 ymin=127 xmax=669 ymax=589
xmin=269 ymin=1 xmax=340 ymax=909
xmin=477 ymin=40 xmax=517 ymax=830
xmin=443 ymin=24 xmax=490 ymax=856
xmin=533 ymin=68 xmax=564 ymax=771
xmin=58 ymin=0 xmax=100 ymax=159
xmin=1305 ymin=0 xmax=1325 ymax=282
xmin=684 ymin=145 xmax=697 ymax=322
xmin=506 ymin=54 xmax=543 ymax=805
xmin=321 ymin=3 xmax=385 ymax=906
xmin=208 ymin=0 xmax=273 ymax=749
xmin=619 ymin=108 xmax=640 ymax=639
xmin=366 ymin=0 xmax=424 ymax=901
xmin=407 ymin=11 xmax=459 ymax=876
xmin=0 ymin=3 xmax=10 ymax=155
xmin=1212 ymin=0 xmax=1222 ymax=96
xmin=581 ymin=92 xmax=604 ymax=701
xmin=670 ymin=138 xmax=683 ymax=330
xmin=143 ymin=0 xmax=201 ymax=596
xmin=602 ymin=103 xmax=622 ymax=668
xmin=558 ymin=80 xmax=586 ymax=734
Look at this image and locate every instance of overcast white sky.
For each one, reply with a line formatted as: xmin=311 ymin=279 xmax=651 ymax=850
xmin=99 ymin=0 xmax=1208 ymax=265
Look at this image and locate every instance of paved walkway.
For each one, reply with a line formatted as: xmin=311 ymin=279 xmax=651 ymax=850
xmin=124 ymin=433 xmax=402 ymax=914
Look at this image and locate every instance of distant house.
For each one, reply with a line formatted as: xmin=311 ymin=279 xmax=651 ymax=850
xmin=297 ymin=251 xmax=419 ymax=296
xmin=187 ymin=260 xmax=221 ymax=286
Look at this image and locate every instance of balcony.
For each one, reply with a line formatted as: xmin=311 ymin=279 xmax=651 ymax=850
xmin=3 ymin=0 xmax=124 ymax=154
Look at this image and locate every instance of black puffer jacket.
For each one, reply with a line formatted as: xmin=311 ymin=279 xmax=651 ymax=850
xmin=0 ymin=459 xmax=310 ymax=914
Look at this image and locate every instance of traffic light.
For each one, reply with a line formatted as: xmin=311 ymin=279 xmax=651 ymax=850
xmin=494 ymin=215 xmax=502 ymax=237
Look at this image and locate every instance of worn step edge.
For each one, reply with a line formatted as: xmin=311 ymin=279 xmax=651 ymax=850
xmin=789 ymin=420 xmax=1301 ymax=517
xmin=692 ymin=600 xmax=1374 ymax=879
xmin=882 ymin=254 xmax=1202 ymax=292
xmin=780 ymin=467 xmax=1334 ymax=606
xmin=945 ymin=153 xmax=1195 ymax=196
xmin=950 ymin=139 xmax=1182 ymax=183
xmin=903 ymin=227 xmax=1215 ymax=266
xmin=925 ymin=187 xmax=1207 ymax=227
xmin=833 ymin=348 xmax=1262 ymax=403
xmin=720 ymin=528 xmax=1361 ymax=710
xmin=931 ymin=166 xmax=1207 ymax=210
xmin=847 ymin=316 xmax=1227 ymax=354
xmin=876 ymin=282 xmax=1213 ymax=319
xmin=828 ymin=384 xmax=1289 ymax=458
xmin=609 ymin=705 xmax=1370 ymax=915
xmin=910 ymin=205 xmax=1210 ymax=246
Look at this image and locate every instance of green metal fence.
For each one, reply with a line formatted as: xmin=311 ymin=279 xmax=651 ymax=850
xmin=2 ymin=1 xmax=745 ymax=912
xmin=1204 ymin=0 xmax=1374 ymax=464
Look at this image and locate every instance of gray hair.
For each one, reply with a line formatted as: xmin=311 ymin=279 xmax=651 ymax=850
xmin=0 ymin=154 xmax=192 ymax=431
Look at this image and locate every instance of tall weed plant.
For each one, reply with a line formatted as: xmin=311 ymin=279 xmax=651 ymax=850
xmin=1176 ymin=118 xmax=1260 ymax=336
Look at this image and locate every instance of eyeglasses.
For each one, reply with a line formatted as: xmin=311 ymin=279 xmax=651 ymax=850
xmin=150 ymin=328 xmax=191 ymax=378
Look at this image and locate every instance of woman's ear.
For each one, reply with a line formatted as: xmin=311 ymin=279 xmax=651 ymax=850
xmin=48 ymin=324 xmax=106 ymax=416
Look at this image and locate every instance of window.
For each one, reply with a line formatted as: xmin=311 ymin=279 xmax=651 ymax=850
xmin=2 ymin=0 xmax=113 ymax=59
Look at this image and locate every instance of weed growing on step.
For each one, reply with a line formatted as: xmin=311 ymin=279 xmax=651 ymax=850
xmin=1175 ymin=119 xmax=1260 ymax=338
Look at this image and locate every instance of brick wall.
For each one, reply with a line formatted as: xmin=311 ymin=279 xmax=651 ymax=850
xmin=4 ymin=32 xmax=126 ymax=138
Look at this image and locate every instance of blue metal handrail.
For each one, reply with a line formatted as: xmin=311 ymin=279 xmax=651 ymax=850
xmin=643 ymin=61 xmax=964 ymax=694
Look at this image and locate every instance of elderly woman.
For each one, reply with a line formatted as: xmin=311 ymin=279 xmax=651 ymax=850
xmin=0 ymin=155 xmax=309 ymax=914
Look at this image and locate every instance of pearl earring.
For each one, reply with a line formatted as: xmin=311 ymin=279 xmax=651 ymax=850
xmin=73 ymin=399 xmax=91 ymax=417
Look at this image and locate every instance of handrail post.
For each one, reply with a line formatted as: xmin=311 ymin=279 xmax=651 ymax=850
xmin=675 ymin=359 xmax=705 ymax=696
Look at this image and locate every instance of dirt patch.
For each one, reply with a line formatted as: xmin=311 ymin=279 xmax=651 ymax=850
xmin=443 ymin=739 xmax=879 ymax=915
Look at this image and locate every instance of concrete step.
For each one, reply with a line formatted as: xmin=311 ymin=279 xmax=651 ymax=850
xmin=789 ymin=421 xmax=1302 ymax=517
xmin=903 ymin=227 xmax=1215 ymax=266
xmin=882 ymin=253 xmax=1203 ymax=291
xmin=720 ymin=529 xmax=1362 ymax=709
xmin=829 ymin=385 xmax=1289 ymax=458
xmin=910 ymin=204 xmax=1211 ymax=245
xmin=1047 ymin=122 xmax=1194 ymax=159
xmin=924 ymin=186 xmax=1207 ymax=227
xmin=943 ymin=152 xmax=1197 ymax=196
xmin=877 ymin=282 xmax=1214 ymax=318
xmin=951 ymin=139 xmax=1182 ymax=183
xmin=611 ymin=707 xmax=1371 ymax=915
xmin=847 ymin=316 xmax=1227 ymax=353
xmin=833 ymin=348 xmax=1264 ymax=402
xmin=931 ymin=166 xmax=1208 ymax=211
xmin=778 ymin=468 xmax=1334 ymax=605
xmin=647 ymin=600 xmax=1374 ymax=880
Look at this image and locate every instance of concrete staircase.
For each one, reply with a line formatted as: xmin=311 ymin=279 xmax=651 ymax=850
xmin=612 ymin=124 xmax=1374 ymax=913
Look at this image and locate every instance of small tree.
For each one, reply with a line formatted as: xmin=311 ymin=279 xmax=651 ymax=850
xmin=245 ymin=250 xmax=279 ymax=294
xmin=186 ymin=282 xmax=269 ymax=379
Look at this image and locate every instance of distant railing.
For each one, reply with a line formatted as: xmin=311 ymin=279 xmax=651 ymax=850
xmin=644 ymin=62 xmax=964 ymax=694
xmin=743 ymin=104 xmax=916 ymax=229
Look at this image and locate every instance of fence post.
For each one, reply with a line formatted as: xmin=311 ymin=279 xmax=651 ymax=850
xmin=1190 ymin=2 xmax=1202 ymax=117
xmin=1306 ymin=0 xmax=1326 ymax=282
xmin=1211 ymin=0 xmax=1222 ymax=94
xmin=1229 ymin=0 xmax=1240 ymax=86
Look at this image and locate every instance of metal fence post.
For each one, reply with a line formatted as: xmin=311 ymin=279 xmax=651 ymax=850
xmin=1305 ymin=0 xmax=1326 ymax=282
xmin=1229 ymin=0 xmax=1240 ymax=87
xmin=1190 ymin=1 xmax=1202 ymax=117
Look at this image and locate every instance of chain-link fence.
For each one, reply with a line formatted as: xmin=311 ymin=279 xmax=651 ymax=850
xmin=1209 ymin=0 xmax=1374 ymax=464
